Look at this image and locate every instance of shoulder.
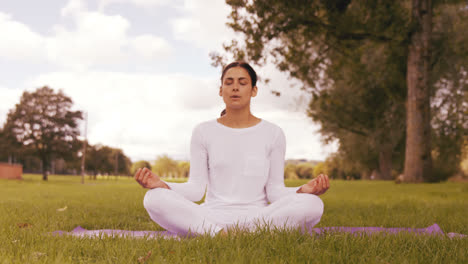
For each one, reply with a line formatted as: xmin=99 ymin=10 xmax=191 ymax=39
xmin=193 ymin=119 xmax=217 ymax=132
xmin=260 ymin=119 xmax=285 ymax=136
xmin=190 ymin=119 xmax=218 ymax=141
xmin=259 ymin=119 xmax=286 ymax=153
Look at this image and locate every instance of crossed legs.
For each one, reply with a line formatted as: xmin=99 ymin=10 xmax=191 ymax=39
xmin=143 ymin=188 xmax=324 ymax=236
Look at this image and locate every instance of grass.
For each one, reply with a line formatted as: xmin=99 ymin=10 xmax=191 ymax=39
xmin=0 ymin=174 xmax=466 ymax=263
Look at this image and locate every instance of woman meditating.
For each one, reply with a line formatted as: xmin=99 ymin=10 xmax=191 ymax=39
xmin=135 ymin=61 xmax=330 ymax=236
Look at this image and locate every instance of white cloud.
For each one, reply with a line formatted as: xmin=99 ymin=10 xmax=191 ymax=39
xmin=0 ymin=12 xmax=47 ymax=62
xmin=27 ymin=70 xmax=224 ymax=160
xmin=131 ymin=34 xmax=172 ymax=59
xmin=0 ymin=85 xmax=23 ymax=127
xmin=0 ymin=1 xmax=173 ymax=70
xmin=98 ymin=0 xmax=170 ymax=10
xmin=61 ymin=0 xmax=87 ymax=17
xmin=47 ymin=11 xmax=131 ymax=70
xmin=171 ymin=0 xmax=237 ymax=51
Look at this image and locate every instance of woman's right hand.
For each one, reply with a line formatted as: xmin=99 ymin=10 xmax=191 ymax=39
xmin=134 ymin=167 xmax=169 ymax=189
xmin=297 ymin=174 xmax=329 ymax=195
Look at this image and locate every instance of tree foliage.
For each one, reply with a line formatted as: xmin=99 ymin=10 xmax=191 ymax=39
xmin=153 ymin=154 xmax=179 ymax=178
xmin=214 ymin=0 xmax=467 ymax=181
xmin=86 ymin=144 xmax=131 ymax=177
xmin=429 ymin=5 xmax=468 ymax=181
xmin=177 ymin=161 xmax=190 ymax=178
xmin=295 ymin=162 xmax=315 ymax=179
xmin=284 ymin=163 xmax=299 ymax=179
xmin=131 ymin=160 xmax=152 ymax=175
xmin=0 ymin=127 xmax=21 ymax=163
xmin=4 ymin=86 xmax=82 ymax=180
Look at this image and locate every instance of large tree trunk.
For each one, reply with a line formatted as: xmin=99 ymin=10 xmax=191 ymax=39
xmin=404 ymin=0 xmax=433 ymax=182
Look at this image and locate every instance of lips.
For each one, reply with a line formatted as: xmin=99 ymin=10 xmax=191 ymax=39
xmin=230 ymin=95 xmax=241 ymax=99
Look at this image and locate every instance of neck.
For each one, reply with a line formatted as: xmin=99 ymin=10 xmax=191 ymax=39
xmin=219 ymin=106 xmax=259 ymax=128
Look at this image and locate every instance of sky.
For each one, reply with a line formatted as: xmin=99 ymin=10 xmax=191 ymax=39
xmin=0 ymin=0 xmax=337 ymax=162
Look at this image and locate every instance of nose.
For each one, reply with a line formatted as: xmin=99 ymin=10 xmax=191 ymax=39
xmin=232 ymin=82 xmax=239 ymax=91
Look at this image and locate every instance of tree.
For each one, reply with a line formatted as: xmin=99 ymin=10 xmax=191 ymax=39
xmin=313 ymin=162 xmax=326 ymax=178
xmin=295 ymin=162 xmax=315 ymax=179
xmin=1 ymin=121 xmax=29 ymax=165
xmin=152 ymin=155 xmax=179 ymax=178
xmin=215 ymin=0 xmax=409 ymax=180
xmin=323 ymin=152 xmax=364 ymax=180
xmin=214 ymin=0 xmax=467 ymax=182
xmin=0 ymin=127 xmax=13 ymax=163
xmin=85 ymin=144 xmax=131 ymax=178
xmin=177 ymin=161 xmax=190 ymax=178
xmin=284 ymin=163 xmax=299 ymax=179
xmin=307 ymin=40 xmax=407 ymax=180
xmin=4 ymin=86 xmax=82 ymax=180
xmin=429 ymin=4 xmax=468 ymax=180
xmin=131 ymin=160 xmax=152 ymax=175
xmin=113 ymin=148 xmax=132 ymax=176
xmin=403 ymin=0 xmax=433 ymax=182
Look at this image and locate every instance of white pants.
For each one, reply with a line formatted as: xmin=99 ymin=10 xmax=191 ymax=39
xmin=143 ymin=188 xmax=324 ymax=236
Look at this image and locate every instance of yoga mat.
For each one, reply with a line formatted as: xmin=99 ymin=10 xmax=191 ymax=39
xmin=309 ymin=223 xmax=465 ymax=238
xmin=52 ymin=226 xmax=178 ymax=239
xmin=52 ymin=223 xmax=466 ymax=239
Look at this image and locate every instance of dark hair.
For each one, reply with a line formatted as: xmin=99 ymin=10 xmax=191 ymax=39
xmin=220 ymin=61 xmax=257 ymax=86
xmin=220 ymin=61 xmax=257 ymax=116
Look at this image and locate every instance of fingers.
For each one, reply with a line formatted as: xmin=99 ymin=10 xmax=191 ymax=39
xmin=309 ymin=180 xmax=317 ymax=194
xmin=134 ymin=168 xmax=141 ymax=180
xmin=319 ymin=174 xmax=325 ymax=191
xmin=302 ymin=175 xmax=330 ymax=195
xmin=306 ymin=179 xmax=317 ymax=194
xmin=313 ymin=174 xmax=329 ymax=195
xmin=312 ymin=175 xmax=321 ymax=195
xmin=142 ymin=168 xmax=152 ymax=187
xmin=317 ymin=174 xmax=330 ymax=195
xmin=135 ymin=168 xmax=151 ymax=188
xmin=137 ymin=168 xmax=145 ymax=183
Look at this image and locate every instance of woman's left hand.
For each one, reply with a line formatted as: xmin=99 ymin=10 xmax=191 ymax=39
xmin=297 ymin=174 xmax=330 ymax=195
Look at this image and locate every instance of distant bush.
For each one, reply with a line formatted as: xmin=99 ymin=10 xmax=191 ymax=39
xmin=152 ymin=155 xmax=181 ymax=178
xmin=284 ymin=163 xmax=299 ymax=179
xmin=313 ymin=162 xmax=326 ymax=177
xmin=130 ymin=160 xmax=151 ymax=175
xmin=295 ymin=163 xmax=315 ymax=179
xmin=177 ymin=161 xmax=190 ymax=178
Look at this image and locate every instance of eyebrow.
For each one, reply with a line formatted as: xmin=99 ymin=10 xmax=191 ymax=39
xmin=224 ymin=77 xmax=248 ymax=81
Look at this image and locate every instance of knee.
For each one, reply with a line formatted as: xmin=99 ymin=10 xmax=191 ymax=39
xmin=143 ymin=188 xmax=171 ymax=212
xmin=296 ymin=194 xmax=324 ymax=219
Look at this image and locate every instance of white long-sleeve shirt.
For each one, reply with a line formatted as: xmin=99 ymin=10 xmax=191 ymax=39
xmin=165 ymin=119 xmax=300 ymax=209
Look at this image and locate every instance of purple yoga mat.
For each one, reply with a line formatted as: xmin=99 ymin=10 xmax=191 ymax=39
xmin=52 ymin=226 xmax=179 ymax=239
xmin=52 ymin=223 xmax=465 ymax=239
xmin=309 ymin=223 xmax=465 ymax=238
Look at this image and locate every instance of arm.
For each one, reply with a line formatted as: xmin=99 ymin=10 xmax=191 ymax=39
xmin=162 ymin=124 xmax=208 ymax=202
xmin=265 ymin=128 xmax=301 ymax=203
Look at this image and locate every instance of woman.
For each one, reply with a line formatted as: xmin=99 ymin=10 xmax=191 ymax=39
xmin=135 ymin=61 xmax=330 ymax=236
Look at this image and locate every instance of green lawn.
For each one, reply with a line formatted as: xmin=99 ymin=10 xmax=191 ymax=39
xmin=0 ymin=174 xmax=466 ymax=263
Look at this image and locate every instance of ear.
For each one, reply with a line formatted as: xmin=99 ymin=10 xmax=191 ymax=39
xmin=219 ymin=86 xmax=223 ymax=96
xmin=251 ymin=86 xmax=258 ymax=97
